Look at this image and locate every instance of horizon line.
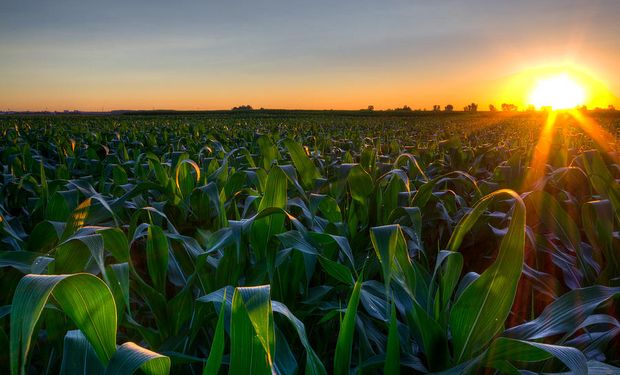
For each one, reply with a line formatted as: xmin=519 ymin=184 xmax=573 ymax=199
xmin=1 ymin=107 xmax=617 ymax=115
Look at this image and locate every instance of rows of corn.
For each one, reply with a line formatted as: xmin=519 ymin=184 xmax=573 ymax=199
xmin=0 ymin=112 xmax=619 ymax=374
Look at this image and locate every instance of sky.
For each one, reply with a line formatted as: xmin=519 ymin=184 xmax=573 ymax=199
xmin=1 ymin=0 xmax=619 ymax=111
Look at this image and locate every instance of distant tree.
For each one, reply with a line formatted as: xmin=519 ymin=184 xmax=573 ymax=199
xmin=433 ymin=105 xmax=441 ymax=112
xmin=609 ymin=105 xmax=616 ymax=111
xmin=395 ymin=105 xmax=412 ymax=111
xmin=464 ymin=103 xmax=478 ymax=112
xmin=444 ymin=104 xmax=453 ymax=112
xmin=231 ymin=105 xmax=253 ymax=111
xmin=541 ymin=106 xmax=552 ymax=112
xmin=367 ymin=105 xmax=374 ymax=111
xmin=526 ymin=105 xmax=535 ymax=112
xmin=489 ymin=104 xmax=497 ymax=112
xmin=501 ymin=103 xmax=518 ymax=112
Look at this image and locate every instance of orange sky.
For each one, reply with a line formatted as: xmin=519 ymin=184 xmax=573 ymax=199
xmin=1 ymin=1 xmax=618 ymax=111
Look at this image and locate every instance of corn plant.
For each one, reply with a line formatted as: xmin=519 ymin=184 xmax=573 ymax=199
xmin=0 ymin=112 xmax=619 ymax=374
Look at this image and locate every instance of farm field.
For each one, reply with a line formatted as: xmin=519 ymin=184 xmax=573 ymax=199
xmin=1 ymin=111 xmax=620 ymax=374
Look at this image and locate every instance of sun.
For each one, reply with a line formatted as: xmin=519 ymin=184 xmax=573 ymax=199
xmin=528 ymin=73 xmax=586 ymax=110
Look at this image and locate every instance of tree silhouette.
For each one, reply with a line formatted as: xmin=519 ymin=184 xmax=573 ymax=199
xmin=464 ymin=103 xmax=478 ymax=112
xmin=444 ymin=104 xmax=453 ymax=112
xmin=501 ymin=103 xmax=518 ymax=112
xmin=489 ymin=104 xmax=497 ymax=112
xmin=231 ymin=105 xmax=253 ymax=111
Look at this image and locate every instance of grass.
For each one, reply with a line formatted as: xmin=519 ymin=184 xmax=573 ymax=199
xmin=0 ymin=111 xmax=619 ymax=374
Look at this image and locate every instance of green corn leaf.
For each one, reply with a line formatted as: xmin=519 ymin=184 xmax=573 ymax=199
xmin=405 ymin=297 xmax=451 ymax=371
xmin=251 ymin=166 xmax=288 ymax=268
xmin=483 ymin=337 xmax=587 ymax=374
xmin=39 ymin=160 xmax=48 ymax=200
xmin=370 ymin=225 xmax=416 ymax=300
xmin=258 ymin=165 xmax=288 ymax=211
xmin=98 ymin=227 xmax=130 ymax=263
xmin=175 ymin=158 xmax=200 ymax=199
xmin=432 ymin=250 xmax=464 ymax=321
xmin=578 ymin=361 xmax=620 ymax=374
xmin=334 ymin=276 xmax=362 ymax=375
xmin=318 ymin=256 xmax=354 ymax=286
xmin=27 ymin=220 xmax=62 ymax=252
xmin=60 ymin=330 xmax=105 ymax=375
xmin=0 ymin=251 xmax=42 ymax=274
xmin=10 ymin=273 xmax=117 ymax=375
xmin=230 ymin=285 xmax=275 ymax=375
xmin=411 ymin=179 xmax=436 ymax=212
xmin=582 ymin=199 xmax=619 ymax=280
xmin=505 ymin=285 xmax=620 ymax=340
xmin=347 ymin=165 xmax=373 ymax=203
xmin=257 ymin=135 xmax=279 ymax=170
xmin=370 ymin=224 xmax=450 ymax=370
xmin=283 ymin=138 xmax=320 ymax=189
xmin=146 ymin=225 xmax=169 ymax=293
xmin=203 ymin=290 xmax=226 ymax=375
xmin=380 ymin=172 xmax=407 ymax=225
xmin=384 ymin=302 xmax=400 ymax=375
xmin=449 ymin=189 xmax=526 ymax=362
xmin=62 ymin=198 xmax=92 ymax=239
xmin=106 ymin=263 xmax=130 ymax=319
xmin=54 ymin=229 xmax=106 ymax=275
xmin=526 ymin=190 xmax=597 ymax=282
xmin=46 ymin=192 xmax=71 ymax=222
xmin=575 ymin=150 xmax=620 ymax=223
xmin=111 ymin=164 xmax=128 ymax=185
xmin=272 ymin=301 xmax=327 ymax=375
xmin=105 ymin=342 xmax=171 ymax=375
xmin=310 ymin=194 xmax=342 ymax=223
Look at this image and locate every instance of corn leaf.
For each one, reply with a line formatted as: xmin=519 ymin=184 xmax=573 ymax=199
xmin=283 ymin=138 xmax=320 ymax=189
xmin=449 ymin=189 xmax=526 ymax=362
xmin=105 ymin=342 xmax=171 ymax=375
xmin=10 ymin=273 xmax=117 ymax=375
xmin=334 ymin=276 xmax=362 ymax=375
xmin=229 ymin=285 xmax=275 ymax=374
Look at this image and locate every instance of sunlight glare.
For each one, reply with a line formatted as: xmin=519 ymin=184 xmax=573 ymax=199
xmin=528 ymin=74 xmax=586 ymax=110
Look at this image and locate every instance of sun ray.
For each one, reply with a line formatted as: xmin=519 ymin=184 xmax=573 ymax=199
xmin=522 ymin=111 xmax=557 ymax=190
xmin=569 ymin=110 xmax=618 ymax=162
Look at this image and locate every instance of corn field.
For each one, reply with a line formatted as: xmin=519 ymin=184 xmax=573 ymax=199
xmin=1 ymin=112 xmax=619 ymax=374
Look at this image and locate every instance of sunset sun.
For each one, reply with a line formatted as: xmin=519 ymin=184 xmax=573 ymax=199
xmin=528 ymin=73 xmax=586 ymax=110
